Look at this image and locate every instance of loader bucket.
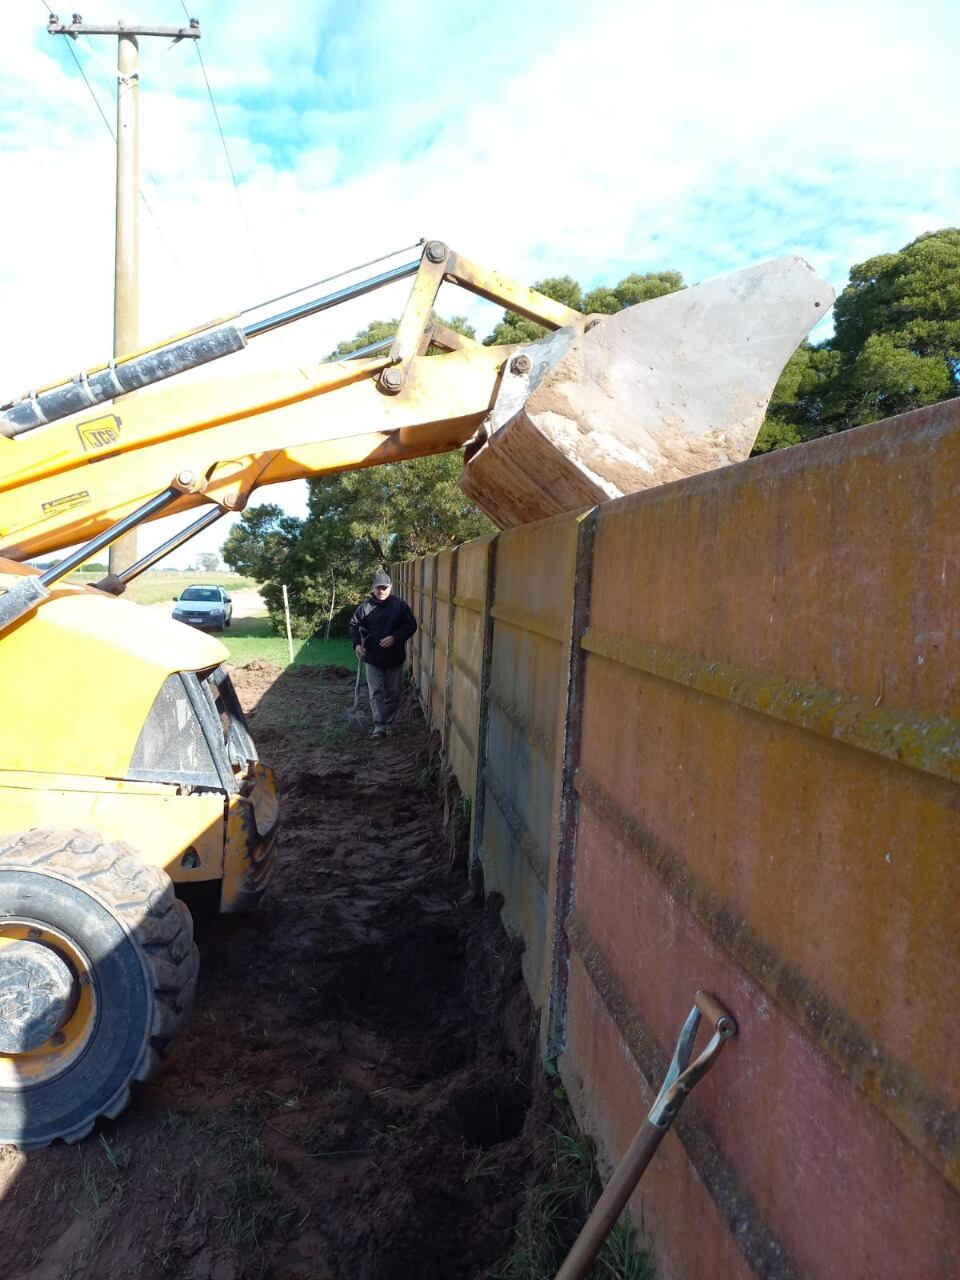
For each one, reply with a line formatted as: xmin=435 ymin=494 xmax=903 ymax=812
xmin=460 ymin=256 xmax=833 ymax=528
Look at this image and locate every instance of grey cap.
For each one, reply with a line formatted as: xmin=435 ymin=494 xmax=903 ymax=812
xmin=371 ymin=570 xmax=391 ymax=588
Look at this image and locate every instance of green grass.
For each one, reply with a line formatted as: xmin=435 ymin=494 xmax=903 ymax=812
xmin=416 ymin=761 xmax=441 ymax=790
xmin=490 ymin=1129 xmax=655 ymax=1280
xmin=78 ymin=1133 xmax=132 ymax=1211
xmin=219 ymin=617 xmax=358 ymax=670
xmin=159 ymin=1102 xmax=297 ymax=1251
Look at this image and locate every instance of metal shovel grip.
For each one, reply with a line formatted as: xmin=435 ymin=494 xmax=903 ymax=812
xmin=554 ymin=990 xmax=737 ymax=1280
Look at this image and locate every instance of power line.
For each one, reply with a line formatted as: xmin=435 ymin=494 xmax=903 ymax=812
xmin=39 ymin=0 xmax=116 ymax=139
xmin=74 ymin=36 xmax=183 ymax=271
xmin=81 ymin=29 xmax=127 ymax=103
xmin=38 ymin=0 xmax=183 ymax=272
xmin=178 ymin=0 xmax=266 ymax=286
xmin=141 ymin=193 xmax=184 ymax=273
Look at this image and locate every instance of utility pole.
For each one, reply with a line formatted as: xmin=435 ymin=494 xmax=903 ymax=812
xmin=48 ymin=13 xmax=201 ymax=576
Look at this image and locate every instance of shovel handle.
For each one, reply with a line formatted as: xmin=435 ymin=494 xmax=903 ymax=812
xmin=554 ymin=1121 xmax=664 ymax=1280
xmin=553 ymin=991 xmax=736 ymax=1280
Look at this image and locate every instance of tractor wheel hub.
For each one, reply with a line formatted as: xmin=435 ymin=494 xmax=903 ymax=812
xmin=0 ymin=940 xmax=77 ymax=1053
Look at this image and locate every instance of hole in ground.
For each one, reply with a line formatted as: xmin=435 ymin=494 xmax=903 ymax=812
xmin=336 ymin=924 xmax=466 ymax=1028
xmin=455 ymin=1083 xmax=529 ymax=1149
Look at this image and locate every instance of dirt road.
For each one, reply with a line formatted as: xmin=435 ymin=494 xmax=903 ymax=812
xmin=0 ymin=663 xmax=561 ymax=1279
xmin=224 ymin=588 xmax=266 ymax=619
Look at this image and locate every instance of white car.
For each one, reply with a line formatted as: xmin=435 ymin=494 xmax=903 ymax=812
xmin=172 ymin=584 xmax=233 ymax=632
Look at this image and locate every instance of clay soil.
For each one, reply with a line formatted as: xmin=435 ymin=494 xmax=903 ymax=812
xmin=0 ymin=664 xmax=563 ymax=1280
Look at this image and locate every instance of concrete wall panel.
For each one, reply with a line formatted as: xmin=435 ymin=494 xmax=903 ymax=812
xmin=567 ymin=402 xmax=960 ymax=1274
xmin=564 ymin=949 xmax=757 ymax=1280
xmin=397 ymin=398 xmax=960 ymax=1278
xmin=567 ymin=799 xmax=960 ymax=1280
xmin=429 ymin=550 xmax=454 ymax=740
xmin=417 ymin=554 xmax=436 ymax=709
xmin=478 ymin=512 xmax=581 ymax=1003
xmin=406 ymin=557 xmax=425 ymax=692
xmin=447 ymin=535 xmax=490 ymax=798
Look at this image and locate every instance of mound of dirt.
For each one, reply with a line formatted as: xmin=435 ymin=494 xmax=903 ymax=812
xmin=0 ymin=664 xmax=564 ymax=1280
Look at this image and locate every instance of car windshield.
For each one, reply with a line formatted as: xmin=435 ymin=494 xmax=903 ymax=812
xmin=180 ymin=587 xmax=219 ymax=602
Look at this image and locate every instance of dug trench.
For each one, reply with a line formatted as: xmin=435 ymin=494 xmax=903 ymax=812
xmin=0 ymin=662 xmax=609 ymax=1280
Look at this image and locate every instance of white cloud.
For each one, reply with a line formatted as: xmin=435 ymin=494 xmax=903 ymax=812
xmin=1 ymin=0 xmax=957 ymax=566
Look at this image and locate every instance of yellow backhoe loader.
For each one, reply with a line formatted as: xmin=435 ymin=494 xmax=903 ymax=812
xmin=0 ymin=240 xmax=832 ymax=1148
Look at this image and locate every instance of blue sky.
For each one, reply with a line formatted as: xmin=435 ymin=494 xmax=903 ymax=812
xmin=2 ymin=0 xmax=958 ymax=564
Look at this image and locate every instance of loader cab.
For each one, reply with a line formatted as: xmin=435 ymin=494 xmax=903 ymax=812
xmin=130 ymin=664 xmax=256 ymax=792
xmin=0 ymin=574 xmax=278 ymax=912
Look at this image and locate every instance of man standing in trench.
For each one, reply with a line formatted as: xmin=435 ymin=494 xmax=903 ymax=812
xmin=349 ymin=570 xmax=418 ymax=737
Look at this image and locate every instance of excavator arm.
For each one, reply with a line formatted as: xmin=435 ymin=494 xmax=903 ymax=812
xmin=0 ymin=343 xmax=508 ymax=558
xmin=0 ymin=238 xmax=832 ymax=633
xmin=0 ymin=242 xmax=585 ymax=563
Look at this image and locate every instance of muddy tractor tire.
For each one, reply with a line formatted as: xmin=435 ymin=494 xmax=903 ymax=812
xmin=0 ymin=829 xmax=198 ymax=1150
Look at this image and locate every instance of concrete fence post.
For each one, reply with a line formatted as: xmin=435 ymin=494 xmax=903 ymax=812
xmin=443 ymin=548 xmax=459 ymax=749
xmin=545 ymin=509 xmax=597 ymax=1060
xmin=415 ymin=555 xmax=426 ymax=709
xmin=468 ymin=534 xmax=499 ymax=871
xmin=430 ymin=558 xmax=442 ymax=732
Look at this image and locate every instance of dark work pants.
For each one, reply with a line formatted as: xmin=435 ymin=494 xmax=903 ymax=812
xmin=365 ymin=664 xmax=403 ymax=728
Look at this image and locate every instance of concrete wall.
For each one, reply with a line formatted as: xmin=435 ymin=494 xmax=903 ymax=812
xmin=395 ymin=398 xmax=960 ymax=1280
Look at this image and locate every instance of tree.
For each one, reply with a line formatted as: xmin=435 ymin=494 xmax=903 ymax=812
xmin=329 ymin=318 xmax=399 ymax=359
xmin=305 ymin=455 xmax=493 ymax=566
xmin=483 ymin=276 xmax=583 ymax=346
xmin=832 ymin=230 xmax=960 ymax=366
xmin=484 ymin=270 xmax=684 ymax=346
xmin=828 ymin=229 xmax=960 ymax=426
xmin=583 ymin=270 xmax=684 ymax=314
xmin=224 ymin=316 xmax=496 ymax=636
xmin=222 ymin=503 xmax=302 ymax=582
xmin=222 ymin=503 xmax=312 ymax=632
xmin=328 ymin=314 xmax=476 ymax=360
xmin=756 ymin=228 xmax=960 ymax=451
xmin=752 ymin=343 xmax=843 ymax=453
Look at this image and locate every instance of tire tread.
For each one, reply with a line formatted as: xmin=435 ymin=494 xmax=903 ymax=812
xmin=0 ymin=827 xmax=199 ymax=1148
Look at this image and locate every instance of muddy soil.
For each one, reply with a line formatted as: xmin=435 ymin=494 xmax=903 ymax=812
xmin=0 ymin=663 xmax=563 ymax=1280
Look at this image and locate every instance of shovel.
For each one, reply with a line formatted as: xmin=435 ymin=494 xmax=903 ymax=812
xmin=347 ymin=657 xmax=366 ymax=733
xmin=347 ymin=628 xmax=368 ymax=733
xmin=553 ymin=990 xmax=737 ymax=1280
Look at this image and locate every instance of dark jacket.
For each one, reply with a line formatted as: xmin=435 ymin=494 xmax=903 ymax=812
xmin=349 ymin=593 xmax=417 ymax=669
